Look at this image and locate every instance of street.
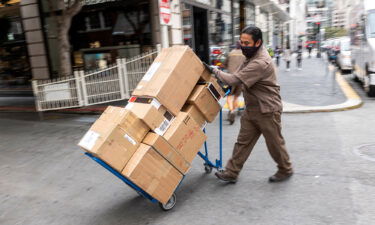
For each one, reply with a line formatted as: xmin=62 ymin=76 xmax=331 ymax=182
xmin=1 ymin=56 xmax=375 ymax=225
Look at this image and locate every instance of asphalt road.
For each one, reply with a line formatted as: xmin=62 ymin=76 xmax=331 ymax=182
xmin=1 ymin=92 xmax=375 ymax=225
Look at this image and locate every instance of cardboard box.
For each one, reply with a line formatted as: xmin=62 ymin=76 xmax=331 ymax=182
xmin=125 ymin=98 xmax=174 ymax=135
xmin=181 ymin=104 xmax=206 ymax=129
xmin=78 ymin=108 xmax=149 ymax=171
xmin=163 ymin=112 xmax=207 ymax=163
xmin=132 ymin=46 xmax=204 ymax=115
xmin=122 ymin=144 xmax=183 ymax=204
xmin=187 ymin=85 xmax=221 ymax=122
xmin=143 ymin=132 xmax=190 ymax=174
xmin=199 ymin=67 xmax=212 ymax=82
xmin=97 ymin=106 xmax=149 ymax=141
xmin=208 ymin=77 xmax=226 ymax=100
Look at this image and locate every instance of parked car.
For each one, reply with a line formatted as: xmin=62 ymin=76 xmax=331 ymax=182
xmin=336 ymin=37 xmax=353 ymax=73
xmin=325 ymin=38 xmax=340 ymax=64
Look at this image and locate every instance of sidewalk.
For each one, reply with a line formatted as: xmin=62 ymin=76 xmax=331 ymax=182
xmin=0 ymin=51 xmax=363 ymax=114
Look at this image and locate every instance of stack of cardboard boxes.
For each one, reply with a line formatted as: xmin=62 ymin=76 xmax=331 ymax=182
xmin=78 ymin=46 xmax=225 ymax=204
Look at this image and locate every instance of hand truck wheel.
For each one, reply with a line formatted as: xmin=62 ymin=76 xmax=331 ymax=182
xmin=159 ymin=193 xmax=176 ymax=211
xmin=204 ymin=163 xmax=213 ymax=174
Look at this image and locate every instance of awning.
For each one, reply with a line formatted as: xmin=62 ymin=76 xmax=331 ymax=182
xmin=252 ymin=0 xmax=291 ymax=22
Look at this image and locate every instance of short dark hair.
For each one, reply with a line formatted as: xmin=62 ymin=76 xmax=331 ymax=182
xmin=241 ymin=26 xmax=263 ymax=44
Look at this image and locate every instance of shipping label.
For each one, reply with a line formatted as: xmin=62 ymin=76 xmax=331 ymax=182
xmin=125 ymin=102 xmax=134 ymax=110
xmin=150 ymin=98 xmax=161 ymax=109
xmin=154 ymin=118 xmax=172 ymax=136
xmin=78 ymin=130 xmax=100 ymax=150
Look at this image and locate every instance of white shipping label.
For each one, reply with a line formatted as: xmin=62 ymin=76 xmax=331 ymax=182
xmin=154 ymin=119 xmax=171 ymax=136
xmin=78 ymin=130 xmax=100 ymax=150
xmin=142 ymin=62 xmax=161 ymax=81
xmin=150 ymin=98 xmax=161 ymax=109
xmin=124 ymin=134 xmax=137 ymax=145
xmin=136 ymin=85 xmax=143 ymax=90
xmin=125 ymin=102 xmax=134 ymax=110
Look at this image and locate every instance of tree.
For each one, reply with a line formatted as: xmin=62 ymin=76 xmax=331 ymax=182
xmin=324 ymin=27 xmax=348 ymax=39
xmin=45 ymin=0 xmax=83 ymax=77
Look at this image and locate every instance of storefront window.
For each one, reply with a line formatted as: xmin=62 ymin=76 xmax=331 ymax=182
xmin=233 ymin=0 xmax=240 ymax=40
xmin=182 ymin=3 xmax=193 ymax=48
xmin=209 ymin=13 xmax=232 ymax=45
xmin=245 ymin=2 xmax=255 ymax=26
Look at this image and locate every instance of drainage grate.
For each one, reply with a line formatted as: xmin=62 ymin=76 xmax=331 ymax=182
xmin=353 ymin=143 xmax=375 ymax=162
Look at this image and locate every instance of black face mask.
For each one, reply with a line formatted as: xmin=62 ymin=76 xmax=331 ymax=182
xmin=240 ymin=45 xmax=260 ymax=58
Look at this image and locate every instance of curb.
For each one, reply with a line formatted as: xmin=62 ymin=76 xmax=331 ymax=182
xmin=282 ymin=70 xmax=363 ymax=113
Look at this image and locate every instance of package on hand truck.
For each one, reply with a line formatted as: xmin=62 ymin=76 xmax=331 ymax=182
xmin=79 ymin=45 xmax=228 ymax=210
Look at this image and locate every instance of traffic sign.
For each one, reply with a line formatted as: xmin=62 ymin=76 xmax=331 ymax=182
xmin=159 ymin=0 xmax=171 ymax=26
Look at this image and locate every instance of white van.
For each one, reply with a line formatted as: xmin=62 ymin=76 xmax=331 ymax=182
xmin=350 ymin=0 xmax=375 ymax=96
xmin=336 ymin=37 xmax=352 ymax=73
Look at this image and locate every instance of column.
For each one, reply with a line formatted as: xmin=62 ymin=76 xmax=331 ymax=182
xmin=20 ymin=0 xmax=50 ymax=79
xmin=170 ymin=0 xmax=183 ymax=45
xmin=268 ymin=13 xmax=274 ymax=47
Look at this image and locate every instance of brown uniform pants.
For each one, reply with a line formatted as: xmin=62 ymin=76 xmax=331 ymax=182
xmin=226 ymin=109 xmax=293 ymax=177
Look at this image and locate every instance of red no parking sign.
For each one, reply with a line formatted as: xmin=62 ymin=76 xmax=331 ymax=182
xmin=159 ymin=0 xmax=171 ymax=26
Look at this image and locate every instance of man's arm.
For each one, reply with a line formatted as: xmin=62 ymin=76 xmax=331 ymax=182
xmin=212 ymin=69 xmax=242 ymax=86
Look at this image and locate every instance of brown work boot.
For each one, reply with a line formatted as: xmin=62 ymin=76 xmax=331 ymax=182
xmin=215 ymin=170 xmax=237 ymax=183
xmin=268 ymin=171 xmax=293 ymax=183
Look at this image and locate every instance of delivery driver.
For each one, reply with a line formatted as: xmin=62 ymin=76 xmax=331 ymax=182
xmin=204 ymin=26 xmax=293 ymax=183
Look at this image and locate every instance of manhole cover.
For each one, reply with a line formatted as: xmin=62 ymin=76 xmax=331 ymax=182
xmin=353 ymin=143 xmax=375 ymax=162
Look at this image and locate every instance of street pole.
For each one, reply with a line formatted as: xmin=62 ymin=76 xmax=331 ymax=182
xmin=316 ymin=22 xmax=321 ymax=58
xmin=161 ymin=25 xmax=169 ymax=48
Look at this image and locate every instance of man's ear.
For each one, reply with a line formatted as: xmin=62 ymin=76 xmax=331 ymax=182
xmin=255 ymin=40 xmax=262 ymax=47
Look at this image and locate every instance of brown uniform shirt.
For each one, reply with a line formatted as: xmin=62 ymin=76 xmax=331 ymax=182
xmin=233 ymin=46 xmax=283 ymax=113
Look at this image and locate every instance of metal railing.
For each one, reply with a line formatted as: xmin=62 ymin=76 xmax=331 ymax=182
xmin=32 ymin=46 xmax=160 ymax=111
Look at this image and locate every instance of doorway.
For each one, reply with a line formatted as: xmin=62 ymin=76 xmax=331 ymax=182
xmin=192 ymin=6 xmax=209 ymax=63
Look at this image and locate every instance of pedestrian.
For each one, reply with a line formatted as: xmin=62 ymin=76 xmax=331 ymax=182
xmin=296 ymin=45 xmax=303 ymax=70
xmin=274 ymin=46 xmax=282 ymax=67
xmin=223 ymin=42 xmax=246 ymax=125
xmin=283 ymin=45 xmax=291 ymax=71
xmin=204 ymin=26 xmax=293 ymax=183
xmin=307 ymin=44 xmax=312 ymax=58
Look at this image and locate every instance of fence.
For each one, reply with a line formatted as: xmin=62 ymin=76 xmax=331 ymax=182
xmin=32 ymin=47 xmax=160 ymax=111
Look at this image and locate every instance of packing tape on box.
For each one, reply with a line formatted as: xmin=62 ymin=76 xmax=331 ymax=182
xmin=124 ymin=134 xmax=137 ymax=145
xmin=142 ymin=62 xmax=161 ymax=81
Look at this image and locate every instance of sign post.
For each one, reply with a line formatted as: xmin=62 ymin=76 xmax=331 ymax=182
xmin=159 ymin=0 xmax=171 ymax=48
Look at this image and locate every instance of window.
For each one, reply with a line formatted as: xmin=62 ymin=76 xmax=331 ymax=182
xmin=367 ymin=12 xmax=375 ymax=38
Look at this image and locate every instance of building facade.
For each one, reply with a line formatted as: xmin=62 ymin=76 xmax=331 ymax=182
xmin=1 ymin=0 xmax=292 ymax=81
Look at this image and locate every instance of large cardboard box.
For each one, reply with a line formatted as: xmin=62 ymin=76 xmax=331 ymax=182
xmin=187 ymin=85 xmax=221 ymax=122
xmin=125 ymin=97 xmax=174 ymax=135
xmin=78 ymin=108 xmax=149 ymax=171
xmin=143 ymin=132 xmax=190 ymax=174
xmin=132 ymin=46 xmax=204 ymax=115
xmin=97 ymin=106 xmax=149 ymax=141
xmin=199 ymin=67 xmax=212 ymax=82
xmin=163 ymin=112 xmax=207 ymax=163
xmin=122 ymin=144 xmax=183 ymax=204
xmin=181 ymin=104 xmax=206 ymax=129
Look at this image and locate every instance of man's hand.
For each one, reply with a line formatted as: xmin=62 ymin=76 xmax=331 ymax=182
xmin=203 ymin=62 xmax=217 ymax=74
